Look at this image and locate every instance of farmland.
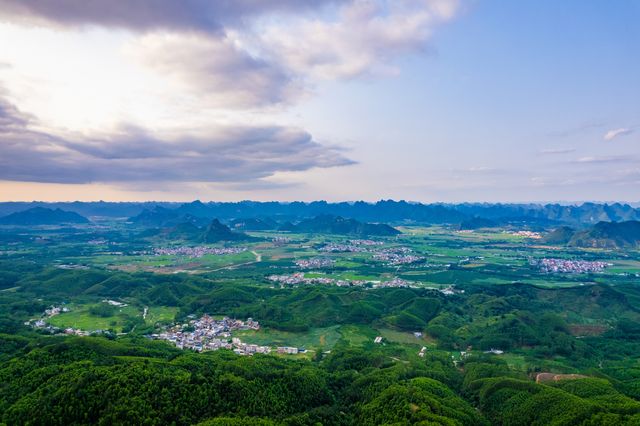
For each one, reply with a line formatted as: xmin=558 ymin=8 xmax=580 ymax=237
xmin=2 ymin=214 xmax=640 ymax=425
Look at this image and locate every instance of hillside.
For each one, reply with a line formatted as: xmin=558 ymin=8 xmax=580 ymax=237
xmin=144 ymin=219 xmax=253 ymax=243
xmin=128 ymin=206 xmax=181 ymax=227
xmin=542 ymin=226 xmax=575 ymax=245
xmin=200 ymin=219 xmax=254 ymax=243
xmin=282 ymin=215 xmax=400 ymax=236
xmin=229 ymin=217 xmax=278 ymax=231
xmin=458 ymin=216 xmax=497 ymax=230
xmin=0 ymin=207 xmax=89 ymax=225
xmin=152 ymin=222 xmax=203 ymax=241
xmin=129 ymin=206 xmax=209 ymax=228
xmin=544 ymin=221 xmax=640 ymax=248
xmin=569 ymin=221 xmax=640 ymax=248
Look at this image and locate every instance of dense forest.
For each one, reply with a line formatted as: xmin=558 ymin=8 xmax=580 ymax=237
xmin=2 ymin=334 xmax=640 ymax=425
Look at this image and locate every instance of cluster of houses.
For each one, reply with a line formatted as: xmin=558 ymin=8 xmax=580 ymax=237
xmin=373 ymin=247 xmax=425 ymax=266
xmin=152 ymin=246 xmax=246 ymax=258
xmin=348 ymin=239 xmax=384 ymax=246
xmin=319 ymin=243 xmax=369 ymax=253
xmin=103 ymin=299 xmax=127 ymax=307
xmin=272 ymin=236 xmax=291 ymax=246
xmin=509 ymin=230 xmax=542 ymax=239
xmin=438 ymin=285 xmax=465 ymax=296
xmin=44 ymin=305 xmax=70 ymax=317
xmin=150 ymin=315 xmax=303 ymax=356
xmin=267 ymin=272 xmax=422 ymax=289
xmin=373 ymin=277 xmax=416 ymax=289
xmin=25 ymin=305 xmax=70 ymax=330
xmin=295 ymin=257 xmax=336 ymax=269
xmin=318 ymin=242 xmax=425 ymax=266
xmin=533 ymin=258 xmax=610 ymax=274
xmin=27 ymin=320 xmax=109 ymax=337
xmin=267 ymin=272 xmax=368 ymax=287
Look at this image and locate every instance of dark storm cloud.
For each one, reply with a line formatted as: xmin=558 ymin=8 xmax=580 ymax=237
xmin=0 ymin=97 xmax=354 ymax=184
xmin=0 ymin=0 xmax=342 ymax=31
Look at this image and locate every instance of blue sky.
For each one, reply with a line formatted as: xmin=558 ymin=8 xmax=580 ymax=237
xmin=0 ymin=0 xmax=637 ymax=202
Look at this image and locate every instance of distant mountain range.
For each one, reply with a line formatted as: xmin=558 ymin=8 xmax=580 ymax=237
xmin=1 ymin=200 xmax=639 ymax=227
xmin=0 ymin=207 xmax=89 ymax=225
xmin=544 ymin=221 xmax=640 ymax=248
xmin=449 ymin=202 xmax=640 ymax=226
xmin=135 ymin=211 xmax=399 ymax=238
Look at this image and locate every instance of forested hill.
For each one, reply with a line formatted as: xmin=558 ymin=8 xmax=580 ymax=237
xmin=282 ymin=215 xmax=401 ymax=236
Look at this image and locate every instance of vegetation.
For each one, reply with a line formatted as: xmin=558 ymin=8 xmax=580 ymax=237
xmin=1 ymin=204 xmax=640 ymax=424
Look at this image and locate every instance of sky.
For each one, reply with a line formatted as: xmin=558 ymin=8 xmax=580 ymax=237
xmin=0 ymin=0 xmax=638 ymax=203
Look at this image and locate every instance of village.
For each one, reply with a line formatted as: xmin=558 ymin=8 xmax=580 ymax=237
xmin=533 ymin=258 xmax=610 ymax=274
xmin=294 ymin=257 xmax=335 ymax=269
xmin=150 ymin=315 xmax=304 ymax=356
xmin=152 ymin=246 xmax=247 ymax=258
xmin=267 ymin=272 xmax=424 ymax=289
xmin=318 ymin=242 xmax=424 ymax=266
xmin=372 ymin=247 xmax=425 ymax=266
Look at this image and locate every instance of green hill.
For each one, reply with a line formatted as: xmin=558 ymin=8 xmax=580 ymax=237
xmin=200 ymin=219 xmax=253 ymax=243
xmin=569 ymin=221 xmax=640 ymax=248
xmin=282 ymin=215 xmax=400 ymax=236
xmin=544 ymin=221 xmax=640 ymax=248
xmin=542 ymin=225 xmax=575 ymax=244
xmin=458 ymin=216 xmax=497 ymax=230
xmin=229 ymin=217 xmax=278 ymax=231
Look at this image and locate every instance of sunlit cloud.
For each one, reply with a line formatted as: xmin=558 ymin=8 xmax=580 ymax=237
xmin=0 ymin=94 xmax=354 ymax=185
xmin=603 ymin=127 xmax=633 ymax=141
xmin=255 ymin=0 xmax=460 ymax=79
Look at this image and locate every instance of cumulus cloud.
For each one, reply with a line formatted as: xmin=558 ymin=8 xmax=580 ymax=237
xmin=603 ymin=127 xmax=633 ymax=141
xmin=126 ymin=32 xmax=300 ymax=108
xmin=0 ymin=0 xmax=342 ymax=31
xmin=256 ymin=0 xmax=460 ymax=79
xmin=0 ymin=95 xmax=353 ymax=184
xmin=121 ymin=0 xmax=461 ymax=105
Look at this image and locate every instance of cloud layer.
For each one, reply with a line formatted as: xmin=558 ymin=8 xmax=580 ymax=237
xmin=0 ymin=0 xmax=460 ymax=188
xmin=0 ymin=0 xmax=342 ymax=31
xmin=258 ymin=0 xmax=459 ymax=79
xmin=0 ymin=96 xmax=353 ymax=184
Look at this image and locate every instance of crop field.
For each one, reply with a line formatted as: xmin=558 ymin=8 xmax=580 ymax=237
xmin=4 ymin=220 xmax=640 ymax=370
xmin=47 ymin=303 xmax=142 ymax=332
xmin=234 ymin=325 xmax=342 ymax=349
